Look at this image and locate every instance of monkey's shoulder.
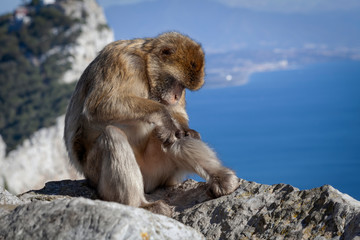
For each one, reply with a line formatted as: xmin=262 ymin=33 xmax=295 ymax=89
xmin=103 ymin=38 xmax=151 ymax=53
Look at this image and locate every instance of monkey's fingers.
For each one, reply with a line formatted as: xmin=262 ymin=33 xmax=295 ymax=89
xmin=184 ymin=129 xmax=201 ymax=139
xmin=174 ymin=129 xmax=201 ymax=139
xmin=175 ymin=130 xmax=185 ymax=139
xmin=155 ymin=127 xmax=178 ymax=147
xmin=162 ymin=138 xmax=175 ymax=148
xmin=175 ymin=129 xmax=201 ymax=139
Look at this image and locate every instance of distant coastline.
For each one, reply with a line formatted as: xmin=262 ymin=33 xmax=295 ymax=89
xmin=205 ymin=48 xmax=360 ymax=88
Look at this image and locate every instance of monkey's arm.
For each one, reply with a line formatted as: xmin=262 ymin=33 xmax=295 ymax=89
xmin=84 ymin=92 xmax=181 ymax=144
xmin=85 ymin=92 xmax=170 ymax=124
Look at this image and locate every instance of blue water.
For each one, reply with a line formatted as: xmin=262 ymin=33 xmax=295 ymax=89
xmin=186 ymin=61 xmax=360 ymax=200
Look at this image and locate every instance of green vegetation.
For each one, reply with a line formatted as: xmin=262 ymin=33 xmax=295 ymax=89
xmin=97 ymin=23 xmax=110 ymax=32
xmin=0 ymin=2 xmax=80 ymax=152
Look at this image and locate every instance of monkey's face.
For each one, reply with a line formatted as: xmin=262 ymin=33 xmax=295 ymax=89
xmin=147 ymin=32 xmax=205 ymax=104
xmin=148 ymin=67 xmax=185 ymax=106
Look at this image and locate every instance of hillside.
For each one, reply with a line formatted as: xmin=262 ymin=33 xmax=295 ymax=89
xmin=0 ymin=0 xmax=114 ymax=193
xmin=0 ymin=0 xmax=113 ymax=152
xmin=0 ymin=1 xmax=77 ymax=152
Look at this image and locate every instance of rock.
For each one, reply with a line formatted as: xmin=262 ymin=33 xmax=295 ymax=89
xmin=57 ymin=0 xmax=114 ymax=83
xmin=0 ymin=117 xmax=81 ymax=194
xmin=2 ymin=178 xmax=359 ymax=239
xmin=0 ymin=186 xmax=23 ymax=205
xmin=173 ymin=180 xmax=360 ymax=240
xmin=0 ymin=186 xmax=24 ymax=217
xmin=0 ymin=198 xmax=205 ymax=240
xmin=0 ymin=136 xmax=5 ymax=160
xmin=18 ymin=179 xmax=97 ymax=203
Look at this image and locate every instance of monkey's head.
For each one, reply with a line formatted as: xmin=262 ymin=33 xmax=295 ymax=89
xmin=145 ymin=32 xmax=205 ymax=105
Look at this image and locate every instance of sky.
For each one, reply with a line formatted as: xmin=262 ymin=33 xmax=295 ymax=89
xmin=98 ymin=0 xmax=360 ymax=13
xmin=2 ymin=0 xmax=360 ymax=15
xmin=3 ymin=0 xmax=359 ymax=54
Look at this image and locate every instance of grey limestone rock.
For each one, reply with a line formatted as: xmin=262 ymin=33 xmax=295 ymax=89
xmin=141 ymin=179 xmax=360 ymax=239
xmin=0 ymin=117 xmax=81 ymax=195
xmin=0 ymin=186 xmax=23 ymax=217
xmin=1 ymin=179 xmax=360 ymax=239
xmin=0 ymin=186 xmax=23 ymax=205
xmin=57 ymin=0 xmax=114 ymax=84
xmin=172 ymin=180 xmax=360 ymax=240
xmin=0 ymin=197 xmax=205 ymax=240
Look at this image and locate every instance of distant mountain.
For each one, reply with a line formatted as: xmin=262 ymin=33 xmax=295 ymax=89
xmin=104 ymin=0 xmax=360 ymax=52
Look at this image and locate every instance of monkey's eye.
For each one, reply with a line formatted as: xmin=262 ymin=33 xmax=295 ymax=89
xmin=161 ymin=48 xmax=173 ymax=56
xmin=191 ymin=61 xmax=198 ymax=70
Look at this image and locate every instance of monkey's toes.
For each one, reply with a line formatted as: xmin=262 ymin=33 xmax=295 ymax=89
xmin=175 ymin=130 xmax=185 ymax=138
xmin=207 ymin=170 xmax=239 ymax=198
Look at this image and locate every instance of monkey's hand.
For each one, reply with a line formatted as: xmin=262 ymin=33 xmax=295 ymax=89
xmin=156 ymin=125 xmax=180 ymax=148
xmin=175 ymin=128 xmax=201 ymax=140
xmin=155 ymin=123 xmax=202 ymax=148
xmin=154 ymin=113 xmax=200 ymax=147
xmin=156 ymin=126 xmax=201 ymax=147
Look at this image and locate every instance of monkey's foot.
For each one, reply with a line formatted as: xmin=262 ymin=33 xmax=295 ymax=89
xmin=208 ymin=169 xmax=239 ymax=198
xmin=141 ymin=200 xmax=173 ymax=217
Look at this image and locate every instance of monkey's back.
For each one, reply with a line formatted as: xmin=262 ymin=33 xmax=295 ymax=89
xmin=64 ymin=38 xmax=153 ymax=172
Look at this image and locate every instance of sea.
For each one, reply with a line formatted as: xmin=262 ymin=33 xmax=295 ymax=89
xmin=186 ymin=60 xmax=360 ymax=201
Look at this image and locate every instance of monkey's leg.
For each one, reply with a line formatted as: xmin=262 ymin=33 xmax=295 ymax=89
xmin=94 ymin=125 xmax=172 ymax=216
xmin=94 ymin=125 xmax=146 ymax=206
xmin=169 ymin=138 xmax=239 ymax=197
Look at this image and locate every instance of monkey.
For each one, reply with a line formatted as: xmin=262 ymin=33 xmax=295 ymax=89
xmin=64 ymin=32 xmax=238 ymax=216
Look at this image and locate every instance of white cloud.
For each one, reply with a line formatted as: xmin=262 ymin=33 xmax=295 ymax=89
xmin=210 ymin=0 xmax=360 ymax=13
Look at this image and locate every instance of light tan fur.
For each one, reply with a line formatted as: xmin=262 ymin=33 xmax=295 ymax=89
xmin=64 ymin=32 xmax=238 ymax=216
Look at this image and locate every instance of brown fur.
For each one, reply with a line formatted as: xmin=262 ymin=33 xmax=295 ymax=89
xmin=64 ymin=32 xmax=238 ymax=216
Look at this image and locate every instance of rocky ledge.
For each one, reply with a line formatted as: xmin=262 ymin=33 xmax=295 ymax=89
xmin=1 ymin=179 xmax=359 ymax=239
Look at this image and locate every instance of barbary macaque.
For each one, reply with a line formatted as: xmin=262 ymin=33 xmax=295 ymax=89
xmin=64 ymin=32 xmax=238 ymax=216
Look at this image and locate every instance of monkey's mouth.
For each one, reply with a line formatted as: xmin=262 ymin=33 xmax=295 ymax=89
xmin=161 ymin=83 xmax=184 ymax=106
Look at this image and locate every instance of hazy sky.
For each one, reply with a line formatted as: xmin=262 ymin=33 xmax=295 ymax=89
xmin=1 ymin=0 xmax=360 ymax=15
xmin=100 ymin=0 xmax=360 ymax=12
